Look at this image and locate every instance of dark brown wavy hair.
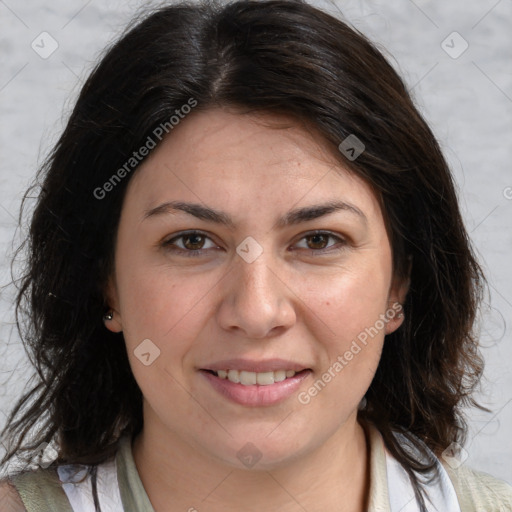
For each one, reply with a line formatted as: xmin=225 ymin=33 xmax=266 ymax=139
xmin=1 ymin=0 xmax=486 ymax=510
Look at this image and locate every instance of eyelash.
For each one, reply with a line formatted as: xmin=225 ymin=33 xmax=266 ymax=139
xmin=161 ymin=230 xmax=347 ymax=257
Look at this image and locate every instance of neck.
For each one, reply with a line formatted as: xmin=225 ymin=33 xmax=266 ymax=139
xmin=132 ymin=411 xmax=369 ymax=512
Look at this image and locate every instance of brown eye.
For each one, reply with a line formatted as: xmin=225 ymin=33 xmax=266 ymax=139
xmin=293 ymin=231 xmax=347 ymax=255
xmin=305 ymin=233 xmax=330 ymax=250
xmin=162 ymin=231 xmax=218 ymax=256
xmin=182 ymin=233 xmax=206 ymax=250
xmin=163 ymin=230 xmax=345 ymax=258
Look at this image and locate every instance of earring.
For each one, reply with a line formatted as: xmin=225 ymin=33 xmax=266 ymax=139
xmin=103 ymin=310 xmax=114 ymax=321
xmin=395 ymin=302 xmax=404 ymax=319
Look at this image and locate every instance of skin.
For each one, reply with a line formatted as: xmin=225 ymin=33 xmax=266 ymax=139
xmin=105 ymin=107 xmax=409 ymax=512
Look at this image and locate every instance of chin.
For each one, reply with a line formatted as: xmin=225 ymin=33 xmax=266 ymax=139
xmin=206 ymin=435 xmax=313 ymax=472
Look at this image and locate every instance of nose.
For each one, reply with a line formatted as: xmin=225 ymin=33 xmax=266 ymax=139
xmin=216 ymin=250 xmax=296 ymax=339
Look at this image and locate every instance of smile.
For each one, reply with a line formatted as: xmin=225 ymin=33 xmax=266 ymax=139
xmin=212 ymin=369 xmax=298 ymax=386
xmin=200 ymin=368 xmax=312 ymax=407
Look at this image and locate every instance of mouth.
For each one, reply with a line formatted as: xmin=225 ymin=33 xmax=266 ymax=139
xmin=199 ymin=362 xmax=312 ymax=407
xmin=202 ymin=368 xmax=309 ymax=386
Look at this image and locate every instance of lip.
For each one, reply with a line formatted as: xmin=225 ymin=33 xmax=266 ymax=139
xmin=199 ymin=368 xmax=312 ymax=407
xmin=201 ymin=358 xmax=309 ymax=373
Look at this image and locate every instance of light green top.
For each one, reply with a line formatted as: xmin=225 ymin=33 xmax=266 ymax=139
xmin=9 ymin=435 xmax=154 ymax=512
xmin=9 ymin=424 xmax=512 ymax=511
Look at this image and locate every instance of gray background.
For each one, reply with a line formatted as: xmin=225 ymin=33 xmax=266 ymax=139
xmin=1 ymin=0 xmax=511 ymax=482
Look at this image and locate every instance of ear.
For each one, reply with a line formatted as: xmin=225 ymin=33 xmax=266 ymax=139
xmin=103 ymin=275 xmax=123 ymax=333
xmin=385 ymin=257 xmax=411 ymax=335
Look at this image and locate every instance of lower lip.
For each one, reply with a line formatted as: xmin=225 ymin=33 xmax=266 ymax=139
xmin=200 ymin=370 xmax=311 ymax=407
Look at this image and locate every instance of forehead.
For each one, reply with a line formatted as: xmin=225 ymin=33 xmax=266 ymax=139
xmin=125 ymin=107 xmax=381 ymax=222
xmin=143 ymin=108 xmax=340 ymax=175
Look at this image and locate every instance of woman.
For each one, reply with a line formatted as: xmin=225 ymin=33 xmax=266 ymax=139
xmin=1 ymin=0 xmax=511 ymax=510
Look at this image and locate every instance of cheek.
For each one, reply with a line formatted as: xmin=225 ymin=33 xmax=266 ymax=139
xmin=115 ymin=265 xmax=212 ymax=406
xmin=302 ymin=259 xmax=390 ymax=343
xmin=119 ymin=269 xmax=213 ymax=346
xmin=295 ymin=255 xmax=390 ymax=400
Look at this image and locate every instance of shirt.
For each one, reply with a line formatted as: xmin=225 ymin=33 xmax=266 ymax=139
xmin=10 ymin=422 xmax=512 ymax=511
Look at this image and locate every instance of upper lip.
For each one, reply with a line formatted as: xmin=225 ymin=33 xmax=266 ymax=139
xmin=201 ymin=358 xmax=310 ymax=373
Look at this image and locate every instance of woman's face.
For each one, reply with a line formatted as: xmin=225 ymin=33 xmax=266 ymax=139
xmin=106 ymin=107 xmax=407 ymax=469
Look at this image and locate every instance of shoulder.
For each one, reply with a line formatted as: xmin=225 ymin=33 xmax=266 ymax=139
xmin=368 ymin=421 xmax=512 ymax=512
xmin=2 ymin=467 xmax=73 ymax=512
xmin=442 ymin=461 xmax=512 ymax=511
xmin=0 ymin=478 xmax=28 ymax=512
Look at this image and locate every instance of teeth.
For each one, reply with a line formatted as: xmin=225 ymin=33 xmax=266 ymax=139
xmin=214 ymin=369 xmax=298 ymax=386
xmin=256 ymin=372 xmax=274 ymax=385
xmin=227 ymin=370 xmax=240 ymax=383
xmin=240 ymin=370 xmax=257 ymax=385
xmin=274 ymin=370 xmax=286 ymax=382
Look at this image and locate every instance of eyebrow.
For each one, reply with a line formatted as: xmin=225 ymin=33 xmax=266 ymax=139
xmin=142 ymin=199 xmax=367 ymax=228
